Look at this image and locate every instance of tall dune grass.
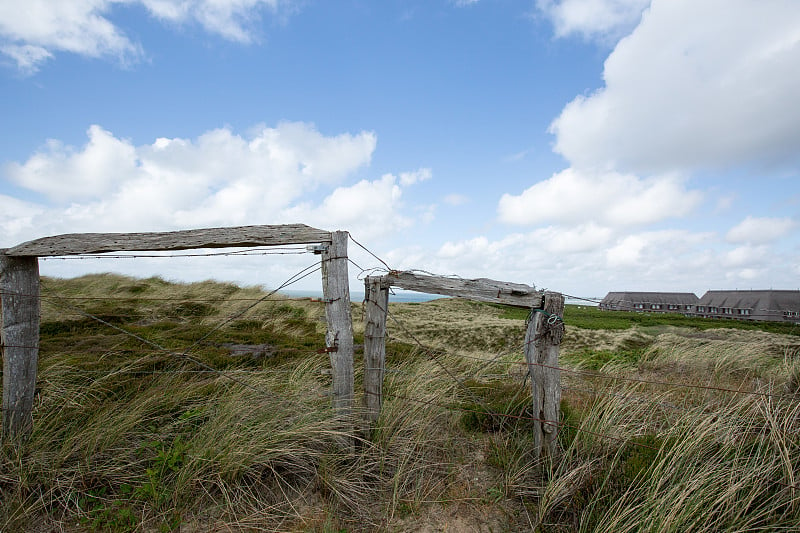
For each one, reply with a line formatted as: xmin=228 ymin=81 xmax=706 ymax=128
xmin=1 ymin=274 xmax=798 ymax=531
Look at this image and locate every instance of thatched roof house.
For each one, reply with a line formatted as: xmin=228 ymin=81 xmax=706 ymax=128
xmin=599 ymin=292 xmax=699 ymax=313
xmin=696 ymin=290 xmax=800 ymax=322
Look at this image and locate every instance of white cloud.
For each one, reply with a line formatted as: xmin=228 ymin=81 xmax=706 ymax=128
xmin=141 ymin=0 xmax=282 ymax=43
xmin=0 ymin=0 xmax=286 ymax=73
xmin=0 ymin=44 xmax=54 ymax=74
xmin=536 ymin=0 xmax=651 ymax=42
xmin=383 ymin=227 xmax=727 ymax=295
xmin=726 ymin=216 xmax=796 ymax=245
xmin=398 ymin=168 xmax=432 ymax=186
xmin=281 ymin=171 xmax=428 ymax=239
xmin=0 ymin=0 xmax=144 ymax=73
xmin=0 ymin=122 xmax=436 ymax=289
xmin=497 ymin=168 xmax=702 ymax=227
xmin=600 ymin=229 xmax=717 ymax=288
xmin=6 ymin=125 xmax=139 ymax=202
xmin=533 ymin=223 xmax=612 ymax=254
xmin=604 ymin=233 xmax=646 ymax=268
xmin=438 ymin=223 xmax=610 ymax=259
xmin=1 ymin=122 xmax=385 ymax=238
xmin=0 ymin=195 xmax=45 ymax=237
xmin=723 ymin=245 xmax=765 ymax=268
xmin=548 ymin=0 xmax=800 ymax=174
xmin=491 ymin=1 xmax=800 ymax=296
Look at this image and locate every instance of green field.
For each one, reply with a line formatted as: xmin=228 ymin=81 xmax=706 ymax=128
xmin=2 ymin=275 xmax=798 ymax=531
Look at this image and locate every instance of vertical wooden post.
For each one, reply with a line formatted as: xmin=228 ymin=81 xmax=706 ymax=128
xmin=524 ymin=291 xmax=565 ymax=458
xmin=363 ymin=276 xmax=389 ymax=424
xmin=320 ymin=232 xmax=354 ymax=420
xmin=1 ymin=253 xmax=40 ymax=441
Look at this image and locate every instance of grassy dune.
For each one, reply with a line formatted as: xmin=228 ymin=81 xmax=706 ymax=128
xmin=1 ymin=274 xmax=798 ymax=531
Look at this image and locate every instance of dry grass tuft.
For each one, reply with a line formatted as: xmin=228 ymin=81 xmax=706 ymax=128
xmin=2 ymin=275 xmax=799 ymax=531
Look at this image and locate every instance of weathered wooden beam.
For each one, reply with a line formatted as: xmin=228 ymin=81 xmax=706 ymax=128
xmin=5 ymin=224 xmax=332 ymax=257
xmin=1 ymin=253 xmax=40 ymax=441
xmin=524 ymin=292 xmax=565 ymax=458
xmin=383 ymin=271 xmax=543 ymax=308
xmin=321 ymin=231 xmax=354 ymax=420
xmin=363 ymin=276 xmax=389 ymax=424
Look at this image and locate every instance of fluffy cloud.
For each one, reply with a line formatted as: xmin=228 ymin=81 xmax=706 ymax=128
xmin=726 ymin=216 xmax=796 ymax=245
xmin=6 ymin=125 xmax=139 ymax=202
xmin=0 ymin=0 xmax=285 ymax=73
xmin=0 ymin=122 xmax=434 ymax=242
xmin=140 ymin=0 xmax=282 ymax=43
xmin=0 ymin=195 xmax=45 ymax=237
xmin=498 ymin=168 xmax=702 ymax=227
xmin=0 ymin=44 xmax=54 ymax=75
xmin=723 ymin=244 xmax=769 ymax=268
xmin=436 ymin=223 xmax=610 ymax=261
xmin=384 ymin=226 xmax=727 ymax=295
xmin=398 ymin=168 xmax=432 ymax=186
xmin=548 ymin=0 xmax=800 ymax=174
xmin=281 ymin=171 xmax=432 ymax=239
xmin=7 ymin=121 xmax=375 ymax=207
xmin=0 ymin=0 xmax=142 ymax=72
xmin=486 ymin=0 xmax=800 ymax=295
xmin=534 ymin=223 xmax=612 ymax=254
xmin=603 ymin=229 xmax=711 ymax=269
xmin=0 ymin=122 xmax=431 ymax=288
xmin=536 ymin=0 xmax=651 ymax=42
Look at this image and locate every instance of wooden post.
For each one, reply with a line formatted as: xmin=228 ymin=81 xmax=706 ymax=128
xmin=1 ymin=253 xmax=40 ymax=441
xmin=363 ymin=276 xmax=389 ymax=424
xmin=320 ymin=231 xmax=354 ymax=420
xmin=524 ymin=292 xmax=565 ymax=458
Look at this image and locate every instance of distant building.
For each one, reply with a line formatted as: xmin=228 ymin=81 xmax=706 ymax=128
xmin=696 ymin=290 xmax=800 ymax=323
xmin=599 ymin=292 xmax=699 ymax=314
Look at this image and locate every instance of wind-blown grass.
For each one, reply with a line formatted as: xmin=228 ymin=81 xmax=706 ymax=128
xmin=1 ymin=274 xmax=798 ymax=531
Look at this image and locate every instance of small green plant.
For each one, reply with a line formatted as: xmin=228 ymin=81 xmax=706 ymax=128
xmin=78 ymin=487 xmax=137 ymax=532
xmin=134 ymin=436 xmax=188 ymax=513
xmin=485 ymin=485 xmax=504 ymax=503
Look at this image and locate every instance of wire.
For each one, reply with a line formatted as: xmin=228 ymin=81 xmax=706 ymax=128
xmin=175 ymin=262 xmax=322 ymax=358
xmin=562 ymin=294 xmax=605 ymax=305
xmin=39 ymin=261 xmax=322 ymax=395
xmin=371 ymin=390 xmax=658 ymax=451
xmin=347 ymin=233 xmax=392 ymax=271
xmin=381 ymin=303 xmax=528 ymax=428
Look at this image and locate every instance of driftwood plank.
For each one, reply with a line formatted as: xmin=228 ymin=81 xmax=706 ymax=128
xmin=5 ymin=224 xmax=332 ymax=256
xmin=384 ymin=271 xmax=543 ymax=308
xmin=1 ymin=254 xmax=40 ymax=441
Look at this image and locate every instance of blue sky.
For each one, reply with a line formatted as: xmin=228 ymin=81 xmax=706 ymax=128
xmin=1 ymin=0 xmax=798 ymax=297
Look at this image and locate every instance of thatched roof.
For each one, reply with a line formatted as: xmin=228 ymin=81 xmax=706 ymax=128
xmin=698 ymin=290 xmax=800 ymax=312
xmin=601 ymin=292 xmax=699 ymax=306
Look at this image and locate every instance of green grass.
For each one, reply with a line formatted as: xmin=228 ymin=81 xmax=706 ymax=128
xmin=1 ymin=274 xmax=798 ymax=531
xmin=499 ymin=304 xmax=800 ymax=335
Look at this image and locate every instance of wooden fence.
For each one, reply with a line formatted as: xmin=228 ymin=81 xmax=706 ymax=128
xmin=1 ymin=225 xmax=563 ymax=457
xmin=363 ymin=271 xmax=564 ymax=457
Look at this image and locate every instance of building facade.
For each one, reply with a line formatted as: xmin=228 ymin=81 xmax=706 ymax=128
xmin=695 ymin=290 xmax=800 ymax=323
xmin=599 ymin=292 xmax=699 ymax=314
